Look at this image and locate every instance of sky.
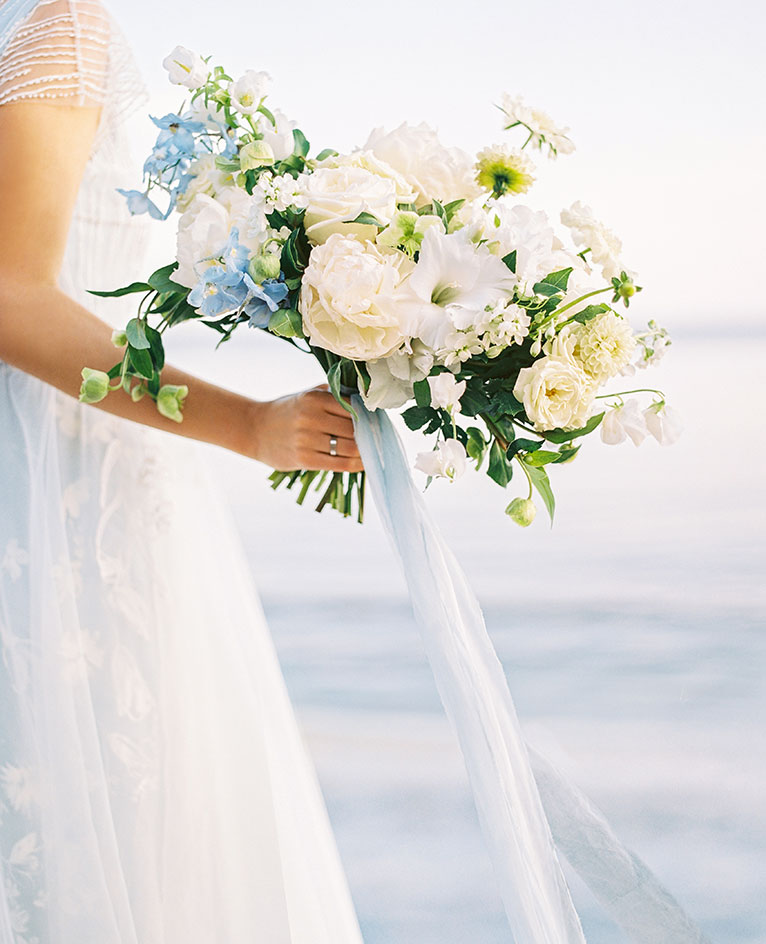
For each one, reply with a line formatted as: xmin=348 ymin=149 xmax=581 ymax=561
xmin=111 ymin=0 xmax=766 ymax=334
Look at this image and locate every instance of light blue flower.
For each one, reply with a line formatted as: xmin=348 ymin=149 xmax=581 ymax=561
xmin=117 ymin=189 xmax=172 ymax=220
xmin=150 ymin=112 xmax=205 ymax=154
xmin=245 ymin=279 xmax=289 ymax=328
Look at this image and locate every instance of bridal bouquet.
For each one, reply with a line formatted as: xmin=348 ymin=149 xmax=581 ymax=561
xmin=81 ymin=46 xmax=679 ymax=524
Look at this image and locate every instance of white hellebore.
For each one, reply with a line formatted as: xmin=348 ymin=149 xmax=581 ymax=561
xmin=644 ymin=402 xmax=683 ymax=446
xmin=415 ymin=439 xmax=467 ymax=482
xmin=428 ymin=373 xmax=466 ymax=413
xmin=162 ymin=46 xmax=208 ymax=89
xmin=299 ymin=234 xmax=413 ymax=360
xmin=229 ymin=70 xmax=270 ymax=115
xmin=364 ymin=122 xmax=481 ymax=207
xmin=600 ymin=399 xmax=648 ymax=445
xmin=300 ymin=166 xmax=398 ymax=245
xmin=513 ymin=354 xmax=594 ymax=431
xmin=560 ymin=202 xmax=625 ymax=281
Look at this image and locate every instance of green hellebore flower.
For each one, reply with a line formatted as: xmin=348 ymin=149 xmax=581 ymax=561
xmin=156 ymin=384 xmax=189 ymax=423
xmin=240 ymin=140 xmax=275 ymax=170
xmin=111 ymin=329 xmax=128 ymax=347
xmin=130 ymin=384 xmax=147 ymax=403
xmin=248 ymin=252 xmax=282 ymax=283
xmin=79 ymin=367 xmax=110 ymax=404
xmin=505 ymin=497 xmax=537 ymax=527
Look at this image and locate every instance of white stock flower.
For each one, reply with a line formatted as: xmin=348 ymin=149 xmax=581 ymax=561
xmin=318 ymin=150 xmax=418 ymax=204
xmin=362 ymin=342 xmax=434 ymax=410
xmin=572 ymin=311 xmax=637 ymax=382
xmin=261 ymin=108 xmax=298 ymax=161
xmin=300 ymin=166 xmax=398 ymax=245
xmin=299 ymin=234 xmax=413 ymax=360
xmin=428 ymin=373 xmax=466 ymax=413
xmin=644 ymin=402 xmax=683 ymax=445
xmin=162 ymin=46 xmax=208 ymax=89
xmin=600 ymin=399 xmax=648 ymax=445
xmin=499 ymin=94 xmax=575 ymax=157
xmin=560 ymin=201 xmax=625 ymax=280
xmin=229 ymin=70 xmax=270 ymax=115
xmin=364 ymin=122 xmax=481 ymax=207
xmin=415 ymin=439 xmax=467 ymax=481
xmin=513 ymin=354 xmax=595 ymax=431
xmin=398 ymin=227 xmax=516 ymax=350
xmin=256 ymin=172 xmax=309 ymax=213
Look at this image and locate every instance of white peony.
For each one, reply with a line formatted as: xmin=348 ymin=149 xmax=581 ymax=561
xmin=362 ymin=342 xmax=434 ymax=410
xmin=513 ymin=354 xmax=595 ymax=431
xmin=300 ymin=166 xmax=398 ymax=245
xmin=162 ymin=46 xmax=208 ymax=89
xmin=428 ymin=372 xmax=466 ymax=413
xmin=397 ymin=227 xmax=516 ymax=351
xmin=364 ymin=122 xmax=481 ymax=207
xmin=415 ymin=439 xmax=467 ymax=481
xmin=317 ymin=150 xmax=418 ymax=205
xmin=261 ymin=108 xmax=298 ymax=161
xmin=499 ymin=94 xmax=575 ymax=157
xmin=560 ymin=202 xmax=625 ymax=281
xmin=229 ymin=70 xmax=270 ymax=115
xmin=572 ymin=311 xmax=637 ymax=383
xmin=299 ymin=234 xmax=413 ymax=360
xmin=644 ymin=402 xmax=683 ymax=446
xmin=600 ymin=400 xmax=648 ymax=445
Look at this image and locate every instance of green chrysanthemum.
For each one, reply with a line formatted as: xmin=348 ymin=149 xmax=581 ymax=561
xmin=475 ymin=146 xmax=535 ymax=197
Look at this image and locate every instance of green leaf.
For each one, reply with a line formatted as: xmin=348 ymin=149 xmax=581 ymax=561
xmin=402 ymin=406 xmax=436 ymax=431
xmin=350 ymin=211 xmax=383 ymax=227
xmin=315 ymin=148 xmax=339 ymax=162
xmin=522 ymin=449 xmax=562 ymax=467
xmin=281 ymin=226 xmax=310 ymax=279
xmin=487 ymin=439 xmax=514 ymax=487
xmin=215 ymin=157 xmax=241 ymax=173
xmin=465 ymin=426 xmax=488 ymax=468
xmin=88 ymin=281 xmax=151 ymax=298
xmin=268 ymin=307 xmax=304 ymax=338
xmin=442 ymin=199 xmax=466 ymax=224
xmin=568 ymin=303 xmax=610 ymax=325
xmin=144 ymin=325 xmax=165 ymax=371
xmin=327 ymin=360 xmax=355 ymax=416
xmin=431 ymin=199 xmax=448 ymax=228
xmin=502 ymin=250 xmax=517 ymax=273
xmin=125 ymin=318 xmax=150 ymax=350
xmin=506 ymin=438 xmax=543 ymax=460
xmin=527 ymin=464 xmax=555 ymax=523
xmin=543 ymin=411 xmax=605 ymax=443
xmin=147 ymin=263 xmax=183 ymax=295
xmin=292 ymin=128 xmax=310 ymax=158
xmin=487 ymin=390 xmax=524 ymax=417
xmin=459 ymin=386 xmax=491 ymax=417
xmin=532 ymin=267 xmax=574 ymax=297
xmin=128 ymin=345 xmax=154 ymax=379
xmin=413 ymin=378 xmax=431 ymax=408
xmin=257 ymin=103 xmax=277 ymax=127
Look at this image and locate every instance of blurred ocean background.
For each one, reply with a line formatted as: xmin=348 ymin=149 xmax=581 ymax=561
xmin=108 ymin=0 xmax=766 ymax=938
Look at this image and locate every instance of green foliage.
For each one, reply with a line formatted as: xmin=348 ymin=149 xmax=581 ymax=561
xmin=326 ymin=360 xmax=356 ymax=416
xmin=402 ymin=405 xmax=437 ymax=431
xmin=126 ymin=318 xmax=150 ymax=350
xmin=502 ymin=250 xmax=517 ymax=273
xmin=268 ymin=308 xmax=304 ymax=338
xmin=526 ymin=464 xmax=555 ymax=523
xmin=568 ymin=303 xmax=610 ymax=325
xmin=413 ymin=378 xmax=431 ymax=408
xmin=128 ymin=345 xmax=153 ymax=379
xmin=292 ymin=128 xmax=310 ymax=158
xmin=543 ymin=411 xmax=605 ymax=443
xmin=89 ymin=281 xmax=151 ymax=298
xmin=281 ymin=226 xmax=311 ymax=281
xmin=505 ymin=438 xmax=543 ymax=461
xmin=465 ymin=426 xmax=488 ymax=468
xmin=315 ymin=148 xmax=339 ymax=162
xmin=487 ymin=389 xmax=524 ymax=417
xmin=532 ymin=267 xmax=573 ymax=297
xmin=351 ymin=211 xmax=384 ymax=226
xmin=459 ymin=386 xmax=491 ymax=417
xmin=147 ymin=263 xmax=184 ymax=295
xmin=487 ymin=439 xmax=514 ymax=487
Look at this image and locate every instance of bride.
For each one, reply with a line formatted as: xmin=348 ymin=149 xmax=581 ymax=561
xmin=0 ymin=1 xmax=366 ymax=940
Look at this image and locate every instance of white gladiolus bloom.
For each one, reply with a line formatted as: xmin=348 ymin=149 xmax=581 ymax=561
xmin=299 ymin=234 xmax=413 ymax=360
xmin=499 ymin=94 xmax=575 ymax=157
xmin=415 ymin=439 xmax=467 ymax=481
xmin=300 ymin=166 xmax=398 ymax=245
xmin=573 ymin=311 xmax=637 ymax=382
xmin=162 ymin=46 xmax=208 ymax=89
xmin=644 ymin=402 xmax=683 ymax=445
xmin=364 ymin=122 xmax=481 ymax=207
xmin=600 ymin=400 xmax=649 ymax=445
xmin=560 ymin=202 xmax=625 ymax=281
xmin=230 ymin=70 xmax=270 ymax=115
xmin=362 ymin=342 xmax=434 ymax=411
xmin=513 ymin=354 xmax=595 ymax=431
xmin=428 ymin=373 xmax=466 ymax=413
xmin=398 ymin=227 xmax=516 ymax=350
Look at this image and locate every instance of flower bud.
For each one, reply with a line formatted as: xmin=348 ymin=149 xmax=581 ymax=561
xmin=131 ymin=384 xmax=146 ymax=403
xmin=111 ymin=329 xmax=128 ymax=347
xmin=248 ymin=252 xmax=281 ymax=283
xmin=505 ymin=497 xmax=536 ymax=527
xmin=617 ymin=280 xmax=636 ymax=300
xmin=156 ymin=384 xmax=188 ymax=423
xmin=240 ymin=140 xmax=274 ymax=170
xmin=78 ymin=367 xmax=110 ymax=404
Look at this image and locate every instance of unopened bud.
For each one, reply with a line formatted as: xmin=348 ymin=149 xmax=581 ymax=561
xmin=156 ymin=384 xmax=188 ymax=423
xmin=111 ymin=329 xmax=128 ymax=347
xmin=505 ymin=497 xmax=536 ymax=527
xmin=248 ymin=252 xmax=281 ymax=282
xmin=240 ymin=139 xmax=274 ymax=170
xmin=78 ymin=367 xmax=110 ymax=404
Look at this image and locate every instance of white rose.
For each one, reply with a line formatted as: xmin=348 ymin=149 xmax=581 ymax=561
xmin=261 ymin=109 xmax=298 ymax=162
xmin=362 ymin=342 xmax=434 ymax=411
xmin=318 ymin=150 xmax=418 ymax=205
xmin=600 ymin=400 xmax=648 ymax=446
xmin=162 ymin=46 xmax=208 ymax=89
xmin=299 ymin=234 xmax=413 ymax=360
xmin=643 ymin=402 xmax=683 ymax=446
xmin=415 ymin=439 xmax=467 ymax=481
xmin=428 ymin=373 xmax=466 ymax=413
xmin=364 ymin=122 xmax=481 ymax=207
xmin=300 ymin=166 xmax=398 ymax=245
xmin=230 ymin=70 xmax=270 ymax=115
xmin=513 ymin=355 xmax=595 ymax=431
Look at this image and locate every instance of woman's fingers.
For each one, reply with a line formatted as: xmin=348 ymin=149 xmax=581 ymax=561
xmin=305 ymin=453 xmax=364 ymax=473
xmin=303 ymin=430 xmax=359 ymax=458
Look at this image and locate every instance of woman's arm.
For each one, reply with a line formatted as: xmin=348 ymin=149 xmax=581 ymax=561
xmin=0 ymin=103 xmax=362 ymax=473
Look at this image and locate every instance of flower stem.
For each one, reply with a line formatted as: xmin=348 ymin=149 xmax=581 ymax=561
xmin=595 ymin=387 xmax=665 ymax=400
xmin=515 ymin=455 xmax=534 ymax=499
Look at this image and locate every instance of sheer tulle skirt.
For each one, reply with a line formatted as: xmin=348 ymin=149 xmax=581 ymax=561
xmin=0 ymin=364 xmax=363 ymax=944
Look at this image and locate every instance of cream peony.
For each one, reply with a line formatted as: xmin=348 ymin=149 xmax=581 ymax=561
xmin=513 ymin=355 xmax=595 ymax=431
xmin=300 ymin=166 xmax=398 ymax=245
xmin=363 ymin=122 xmax=481 ymax=207
xmin=299 ymin=234 xmax=413 ymax=360
xmin=162 ymin=46 xmax=208 ymax=89
xmin=572 ymin=311 xmax=636 ymax=383
xmin=317 ymin=150 xmax=418 ymax=205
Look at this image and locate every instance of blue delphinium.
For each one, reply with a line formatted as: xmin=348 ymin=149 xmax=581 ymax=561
xmin=117 ymin=189 xmax=171 ymax=220
xmin=150 ymin=112 xmax=205 ymax=155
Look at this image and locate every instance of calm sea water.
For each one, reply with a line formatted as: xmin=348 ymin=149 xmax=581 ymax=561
xmin=170 ymin=327 xmax=765 ymax=943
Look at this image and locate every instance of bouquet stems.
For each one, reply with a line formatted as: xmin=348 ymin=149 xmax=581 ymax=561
xmin=268 ymin=469 xmax=366 ymax=523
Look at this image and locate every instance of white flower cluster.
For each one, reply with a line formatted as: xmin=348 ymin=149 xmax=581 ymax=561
xmin=601 ymin=399 xmax=682 ymax=446
xmin=439 ymin=299 xmax=531 ymax=369
xmin=499 ymin=94 xmax=575 ymax=157
xmin=560 ymin=201 xmax=626 ymax=281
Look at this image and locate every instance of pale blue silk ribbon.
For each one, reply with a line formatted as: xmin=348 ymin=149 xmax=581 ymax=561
xmin=0 ymin=0 xmax=39 ymax=55
xmin=353 ymin=398 xmax=712 ymax=944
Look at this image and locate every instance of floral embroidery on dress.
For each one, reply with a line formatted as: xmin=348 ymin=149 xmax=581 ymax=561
xmin=1 ymin=540 xmax=29 ymax=582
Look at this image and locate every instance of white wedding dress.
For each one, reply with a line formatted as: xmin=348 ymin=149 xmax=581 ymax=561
xmin=0 ymin=3 xmax=364 ymax=942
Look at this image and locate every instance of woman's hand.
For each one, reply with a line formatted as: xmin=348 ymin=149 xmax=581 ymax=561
xmin=247 ymin=385 xmax=363 ymax=473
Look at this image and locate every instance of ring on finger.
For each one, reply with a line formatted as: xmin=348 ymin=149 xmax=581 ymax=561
xmin=329 ymin=435 xmax=338 ymax=457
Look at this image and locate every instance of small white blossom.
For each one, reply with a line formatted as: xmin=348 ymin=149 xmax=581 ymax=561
xmin=255 ymin=173 xmax=309 ymax=213
xmin=428 ymin=373 xmax=466 ymax=413
xmin=644 ymin=402 xmax=683 ymax=446
xmin=415 ymin=439 xmax=467 ymax=481
xmin=560 ymin=201 xmax=625 ymax=281
xmin=600 ymin=400 xmax=648 ymax=446
xmin=499 ymin=94 xmax=575 ymax=157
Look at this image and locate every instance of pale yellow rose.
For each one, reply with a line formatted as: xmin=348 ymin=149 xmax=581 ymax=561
xmin=513 ymin=354 xmax=595 ymax=431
